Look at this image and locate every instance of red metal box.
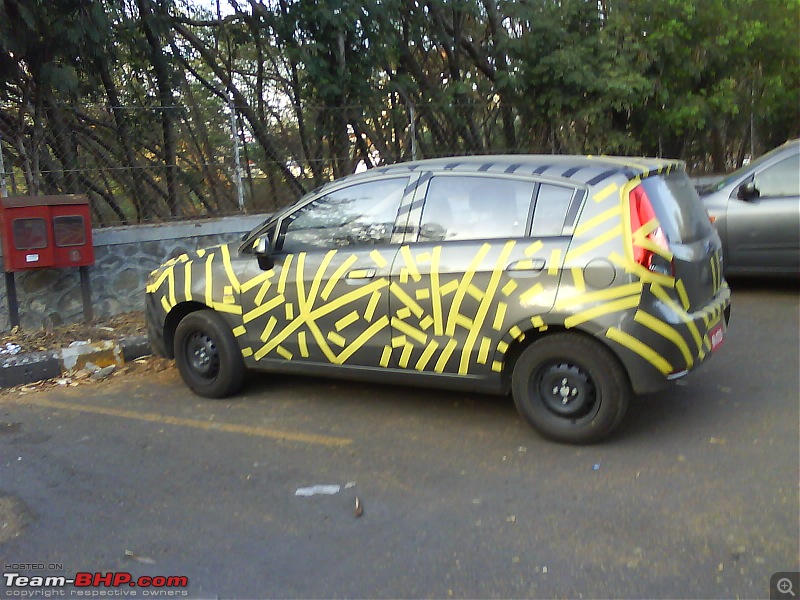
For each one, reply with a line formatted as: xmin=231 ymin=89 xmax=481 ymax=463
xmin=0 ymin=195 xmax=94 ymax=272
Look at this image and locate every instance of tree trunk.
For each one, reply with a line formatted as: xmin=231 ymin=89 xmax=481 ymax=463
xmin=137 ymin=0 xmax=179 ymax=216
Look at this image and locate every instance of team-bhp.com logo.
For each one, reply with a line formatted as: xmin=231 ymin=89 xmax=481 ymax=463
xmin=4 ymin=572 xmax=189 ymax=595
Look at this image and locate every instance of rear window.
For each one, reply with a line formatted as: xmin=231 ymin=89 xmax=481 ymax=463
xmin=640 ymin=171 xmax=713 ymax=244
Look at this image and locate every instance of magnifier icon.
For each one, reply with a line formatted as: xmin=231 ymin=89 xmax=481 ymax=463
xmin=778 ymin=578 xmax=796 ymax=597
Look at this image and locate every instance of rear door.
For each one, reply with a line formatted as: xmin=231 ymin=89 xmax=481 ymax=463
xmin=385 ymin=174 xmax=574 ymax=377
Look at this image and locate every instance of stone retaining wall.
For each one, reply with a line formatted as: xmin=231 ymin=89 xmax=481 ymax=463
xmin=0 ymin=214 xmax=269 ymax=331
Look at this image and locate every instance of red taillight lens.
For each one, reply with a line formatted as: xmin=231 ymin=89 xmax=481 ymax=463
xmin=629 ymin=184 xmax=674 ymax=275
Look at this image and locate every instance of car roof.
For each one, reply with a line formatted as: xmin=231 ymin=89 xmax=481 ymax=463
xmin=325 ymin=154 xmax=684 ymax=192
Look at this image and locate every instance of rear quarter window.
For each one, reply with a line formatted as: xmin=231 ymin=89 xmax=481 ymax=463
xmin=641 ymin=171 xmax=713 ymax=244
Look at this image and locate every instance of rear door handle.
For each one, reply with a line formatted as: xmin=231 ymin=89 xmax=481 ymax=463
xmin=346 ymin=268 xmax=376 ymax=280
xmin=506 ymin=259 xmax=546 ymax=276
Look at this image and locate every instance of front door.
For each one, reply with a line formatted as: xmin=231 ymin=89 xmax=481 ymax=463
xmin=238 ymin=176 xmax=417 ymax=367
xmin=727 ymin=154 xmax=800 ymax=272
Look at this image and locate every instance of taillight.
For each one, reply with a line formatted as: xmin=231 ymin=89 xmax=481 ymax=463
xmin=629 ymin=184 xmax=674 ymax=276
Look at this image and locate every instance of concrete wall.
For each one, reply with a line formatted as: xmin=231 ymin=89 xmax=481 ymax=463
xmin=0 ymin=214 xmax=270 ymax=331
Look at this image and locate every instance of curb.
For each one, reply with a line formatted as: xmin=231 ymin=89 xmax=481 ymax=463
xmin=0 ymin=335 xmax=152 ymax=388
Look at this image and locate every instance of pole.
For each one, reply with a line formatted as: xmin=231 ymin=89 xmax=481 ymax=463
xmin=5 ymin=272 xmax=19 ymax=328
xmin=79 ymin=265 xmax=93 ymax=323
xmin=409 ymin=103 xmax=418 ymax=161
xmin=229 ymin=93 xmax=245 ymax=213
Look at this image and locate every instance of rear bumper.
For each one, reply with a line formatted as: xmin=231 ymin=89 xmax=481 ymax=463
xmin=607 ymin=281 xmax=732 ymax=394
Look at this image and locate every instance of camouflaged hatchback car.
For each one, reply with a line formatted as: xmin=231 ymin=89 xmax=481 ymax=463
xmin=146 ymin=155 xmax=731 ymax=443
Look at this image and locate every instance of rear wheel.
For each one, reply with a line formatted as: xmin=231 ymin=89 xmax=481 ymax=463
xmin=174 ymin=310 xmax=245 ymax=398
xmin=511 ymin=333 xmax=630 ymax=444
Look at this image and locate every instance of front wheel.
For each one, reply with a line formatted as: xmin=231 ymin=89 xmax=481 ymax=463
xmin=511 ymin=333 xmax=630 ymax=444
xmin=174 ymin=310 xmax=245 ymax=398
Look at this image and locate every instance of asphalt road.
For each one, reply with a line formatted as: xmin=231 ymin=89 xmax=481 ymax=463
xmin=1 ymin=278 xmax=798 ymax=599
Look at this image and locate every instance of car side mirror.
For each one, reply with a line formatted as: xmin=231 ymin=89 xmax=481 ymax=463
xmin=253 ymin=236 xmax=274 ymax=271
xmin=737 ymin=180 xmax=759 ymax=200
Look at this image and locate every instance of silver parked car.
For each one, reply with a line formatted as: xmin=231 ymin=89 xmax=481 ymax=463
xmin=699 ymin=139 xmax=799 ymax=276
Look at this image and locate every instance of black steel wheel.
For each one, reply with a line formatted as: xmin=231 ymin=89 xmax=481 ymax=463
xmin=174 ymin=310 xmax=245 ymax=398
xmin=511 ymin=333 xmax=630 ymax=444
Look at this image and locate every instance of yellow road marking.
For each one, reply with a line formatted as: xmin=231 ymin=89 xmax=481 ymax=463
xmin=3 ymin=396 xmax=352 ymax=447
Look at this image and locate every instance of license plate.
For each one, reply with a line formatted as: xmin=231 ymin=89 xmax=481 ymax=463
xmin=710 ymin=323 xmax=724 ymax=352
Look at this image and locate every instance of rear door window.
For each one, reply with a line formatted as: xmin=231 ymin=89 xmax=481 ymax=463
xmin=531 ymin=184 xmax=582 ymax=237
xmin=640 ymin=171 xmax=714 ymax=244
xmin=419 ymin=176 xmax=535 ymax=241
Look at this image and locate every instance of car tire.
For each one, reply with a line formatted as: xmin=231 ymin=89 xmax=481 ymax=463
xmin=511 ymin=333 xmax=630 ymax=444
xmin=174 ymin=310 xmax=245 ymax=398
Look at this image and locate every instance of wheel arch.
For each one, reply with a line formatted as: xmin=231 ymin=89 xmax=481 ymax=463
xmin=499 ymin=322 xmax=633 ymax=395
xmin=163 ymin=301 xmax=211 ymax=358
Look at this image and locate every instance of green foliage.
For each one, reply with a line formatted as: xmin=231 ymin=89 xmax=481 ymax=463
xmin=0 ymin=0 xmax=797 ymax=224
